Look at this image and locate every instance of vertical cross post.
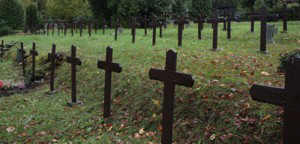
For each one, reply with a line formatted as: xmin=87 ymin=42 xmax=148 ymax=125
xmin=207 ymin=16 xmax=222 ymax=51
xmin=260 ymin=17 xmax=267 ymax=53
xmin=64 ymin=23 xmax=67 ymax=36
xmin=98 ymin=47 xmax=122 ymax=118
xmin=102 ymin=19 xmax=106 ymax=35
xmin=223 ymin=18 xmax=227 ymax=31
xmin=30 ymin=43 xmax=38 ymax=82
xmin=88 ymin=23 xmax=92 ymax=37
xmin=131 ymin=17 xmax=136 ymax=43
xmin=57 ymin=23 xmax=60 ymax=36
xmin=47 ymin=23 xmax=49 ymax=36
xmin=144 ymin=17 xmax=148 ymax=36
xmin=227 ymin=17 xmax=231 ymax=39
xmin=94 ymin=21 xmax=97 ymax=34
xmin=159 ymin=18 xmax=163 ymax=38
xmin=52 ymin=23 xmax=54 ymax=36
xmin=80 ymin=22 xmax=83 ymax=37
xmin=21 ymin=42 xmax=26 ymax=76
xmin=196 ymin=17 xmax=204 ymax=40
xmin=149 ymin=50 xmax=194 ymax=144
xmin=66 ymin=45 xmax=82 ymax=106
xmin=115 ymin=19 xmax=119 ymax=41
xmin=152 ymin=17 xmax=157 ymax=46
xmin=71 ymin=23 xmax=74 ymax=36
xmin=250 ymin=57 xmax=300 ymax=144
xmin=48 ymin=44 xmax=57 ymax=92
xmin=0 ymin=40 xmax=3 ymax=58
xmin=177 ymin=17 xmax=185 ymax=47
xmin=251 ymin=19 xmax=255 ymax=32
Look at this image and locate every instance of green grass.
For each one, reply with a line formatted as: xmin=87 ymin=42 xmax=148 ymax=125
xmin=0 ymin=21 xmax=300 ymax=143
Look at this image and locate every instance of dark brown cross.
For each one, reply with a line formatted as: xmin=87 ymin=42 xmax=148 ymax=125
xmin=57 ymin=23 xmax=61 ymax=36
xmin=226 ymin=16 xmax=235 ymax=39
xmin=159 ymin=18 xmax=163 ymax=38
xmin=250 ymin=57 xmax=300 ymax=144
xmin=48 ymin=44 xmax=58 ymax=92
xmin=206 ymin=16 xmax=225 ymax=51
xmin=0 ymin=40 xmax=3 ymax=58
xmin=71 ymin=23 xmax=74 ymax=36
xmin=47 ymin=23 xmax=50 ymax=36
xmin=223 ymin=18 xmax=227 ymax=31
xmin=30 ymin=43 xmax=38 ymax=82
xmin=64 ymin=23 xmax=68 ymax=36
xmin=175 ymin=17 xmax=188 ymax=47
xmin=144 ymin=17 xmax=148 ymax=36
xmin=102 ymin=19 xmax=106 ymax=35
xmin=131 ymin=17 xmax=136 ymax=43
xmin=194 ymin=17 xmax=205 ymax=40
xmin=79 ymin=22 xmax=83 ymax=37
xmin=250 ymin=11 xmax=279 ymax=53
xmin=88 ymin=23 xmax=92 ymax=37
xmin=20 ymin=42 xmax=26 ymax=76
xmin=149 ymin=50 xmax=194 ymax=144
xmin=152 ymin=17 xmax=157 ymax=46
xmin=97 ymin=47 xmax=122 ymax=118
xmin=52 ymin=23 xmax=55 ymax=36
xmin=115 ymin=19 xmax=120 ymax=41
xmin=66 ymin=45 xmax=82 ymax=106
xmin=94 ymin=21 xmax=98 ymax=34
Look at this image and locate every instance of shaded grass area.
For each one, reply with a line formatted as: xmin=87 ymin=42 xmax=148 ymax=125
xmin=0 ymin=21 xmax=299 ymax=143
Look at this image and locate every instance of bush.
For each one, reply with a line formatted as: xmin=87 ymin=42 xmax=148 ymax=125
xmin=26 ymin=4 xmax=39 ymax=33
xmin=0 ymin=19 xmax=13 ymax=36
xmin=278 ymin=49 xmax=300 ymax=72
xmin=0 ymin=0 xmax=24 ymax=29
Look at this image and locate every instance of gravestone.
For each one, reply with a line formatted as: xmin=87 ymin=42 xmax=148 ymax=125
xmin=30 ymin=43 xmax=38 ymax=82
xmin=97 ymin=47 xmax=122 ymax=118
xmin=66 ymin=45 xmax=82 ymax=106
xmin=149 ymin=50 xmax=194 ymax=144
xmin=250 ymin=57 xmax=300 ymax=144
xmin=266 ymin=24 xmax=278 ymax=44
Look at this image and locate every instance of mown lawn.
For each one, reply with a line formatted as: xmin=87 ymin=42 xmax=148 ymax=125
xmin=0 ymin=21 xmax=300 ymax=143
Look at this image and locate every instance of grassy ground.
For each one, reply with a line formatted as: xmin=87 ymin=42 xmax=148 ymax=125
xmin=0 ymin=21 xmax=300 ymax=143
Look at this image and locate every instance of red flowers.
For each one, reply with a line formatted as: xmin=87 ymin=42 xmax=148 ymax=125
xmin=0 ymin=80 xmax=3 ymax=88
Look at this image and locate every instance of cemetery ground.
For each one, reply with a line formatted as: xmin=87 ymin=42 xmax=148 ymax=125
xmin=0 ymin=21 xmax=300 ymax=143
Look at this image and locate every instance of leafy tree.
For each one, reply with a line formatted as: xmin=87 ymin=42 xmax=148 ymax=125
xmin=0 ymin=0 xmax=24 ymax=29
xmin=45 ymin=0 xmax=92 ymax=20
xmin=190 ymin=0 xmax=212 ymax=18
xmin=25 ymin=4 xmax=39 ymax=33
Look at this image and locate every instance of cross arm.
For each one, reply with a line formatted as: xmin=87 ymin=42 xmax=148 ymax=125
xmin=250 ymin=84 xmax=286 ymax=107
xmin=67 ymin=57 xmax=82 ymax=66
xmin=97 ymin=61 xmax=122 ymax=73
xmin=149 ymin=68 xmax=194 ymax=87
xmin=206 ymin=18 xmax=225 ymax=23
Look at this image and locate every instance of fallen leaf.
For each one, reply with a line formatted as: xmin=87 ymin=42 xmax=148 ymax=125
xmin=210 ymin=134 xmax=216 ymax=141
xmin=261 ymin=71 xmax=270 ymax=76
xmin=6 ymin=127 xmax=15 ymax=133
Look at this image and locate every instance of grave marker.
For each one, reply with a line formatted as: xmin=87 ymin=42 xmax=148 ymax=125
xmin=66 ymin=45 xmax=82 ymax=106
xmin=48 ymin=44 xmax=58 ymax=92
xmin=115 ymin=19 xmax=120 ymax=41
xmin=30 ymin=43 xmax=38 ymax=82
xmin=131 ymin=17 xmax=136 ymax=43
xmin=194 ymin=17 xmax=204 ymax=40
xmin=71 ymin=23 xmax=74 ymax=36
xmin=21 ymin=42 xmax=26 ymax=76
xmin=206 ymin=15 xmax=225 ymax=51
xmin=64 ymin=23 xmax=68 ymax=36
xmin=80 ymin=22 xmax=83 ymax=37
xmin=88 ymin=23 xmax=92 ymax=37
xmin=149 ymin=50 xmax=194 ymax=144
xmin=102 ymin=19 xmax=106 ymax=35
xmin=152 ymin=17 xmax=157 ymax=46
xmin=144 ymin=17 xmax=148 ymax=36
xmin=175 ymin=17 xmax=188 ymax=47
xmin=97 ymin=47 xmax=122 ymax=118
xmin=250 ymin=57 xmax=300 ymax=144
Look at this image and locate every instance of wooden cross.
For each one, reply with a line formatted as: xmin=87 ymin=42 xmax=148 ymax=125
xmin=64 ymin=23 xmax=68 ymax=36
xmin=66 ymin=45 xmax=82 ymax=106
xmin=226 ymin=16 xmax=236 ymax=39
xmin=47 ymin=23 xmax=50 ymax=36
xmin=48 ymin=44 xmax=58 ymax=92
xmin=250 ymin=57 xmax=300 ymax=144
xmin=115 ymin=18 xmax=120 ymax=41
xmin=88 ymin=23 xmax=92 ymax=37
xmin=102 ymin=19 xmax=106 ymax=35
xmin=0 ymin=40 xmax=3 ymax=58
xmin=152 ymin=17 xmax=157 ymax=46
xmin=30 ymin=43 xmax=38 ymax=82
xmin=249 ymin=10 xmax=279 ymax=53
xmin=20 ymin=42 xmax=26 ymax=76
xmin=97 ymin=47 xmax=122 ymax=118
xmin=159 ymin=18 xmax=163 ymax=38
xmin=149 ymin=50 xmax=195 ymax=144
xmin=206 ymin=16 xmax=225 ymax=51
xmin=175 ymin=17 xmax=188 ymax=47
xmin=144 ymin=16 xmax=148 ymax=36
xmin=131 ymin=17 xmax=136 ymax=43
xmin=79 ymin=22 xmax=83 ymax=37
xmin=194 ymin=17 xmax=205 ymax=40
xmin=71 ymin=23 xmax=74 ymax=36
xmin=52 ymin=23 xmax=55 ymax=36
